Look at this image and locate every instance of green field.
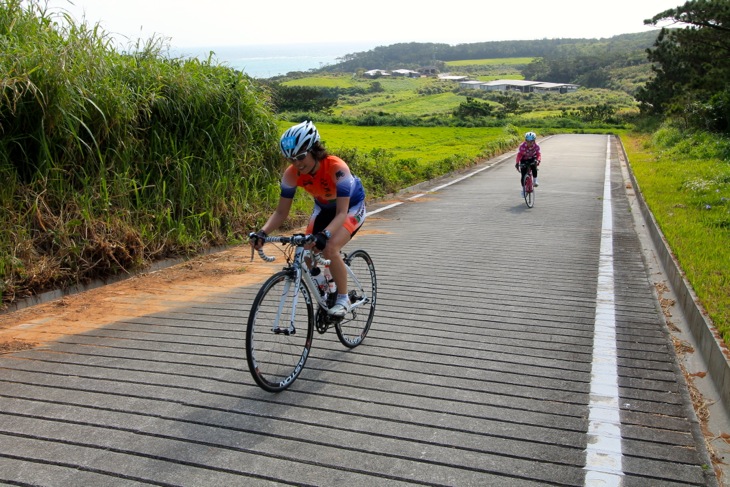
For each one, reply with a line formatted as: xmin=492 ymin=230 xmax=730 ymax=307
xmin=278 ymin=66 xmax=637 ymax=120
xmin=282 ymin=74 xmax=433 ymax=92
xmin=338 ymin=92 xmax=471 ymax=117
xmin=281 ymin=75 xmax=363 ymax=88
xmin=278 ymin=122 xmax=512 ymax=163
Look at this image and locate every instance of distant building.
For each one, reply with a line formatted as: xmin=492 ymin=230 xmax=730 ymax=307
xmin=458 ymin=79 xmax=579 ymax=94
xmin=438 ymin=75 xmax=469 ymax=81
xmin=363 ymin=69 xmax=391 ymax=78
xmin=391 ymin=69 xmax=420 ymax=78
xmin=531 ymin=82 xmax=580 ymax=94
xmin=458 ymin=80 xmax=485 ymax=89
xmin=418 ymin=66 xmax=439 ymax=76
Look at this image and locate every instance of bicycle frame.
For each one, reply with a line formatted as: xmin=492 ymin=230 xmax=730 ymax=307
xmin=520 ymin=161 xmax=537 ymax=189
xmin=255 ymin=235 xmax=370 ymax=332
xmin=246 ymin=232 xmax=377 ymax=391
xmin=270 ymin=245 xmax=326 ymax=335
xmin=520 ymin=161 xmax=536 ymax=208
xmin=524 ymin=172 xmax=534 ymax=192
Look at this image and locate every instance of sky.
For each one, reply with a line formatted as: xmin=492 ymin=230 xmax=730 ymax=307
xmin=37 ymin=0 xmax=683 ymax=51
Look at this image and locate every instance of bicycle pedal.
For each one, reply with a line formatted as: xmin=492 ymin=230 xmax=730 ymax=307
xmin=273 ymin=327 xmax=295 ymax=336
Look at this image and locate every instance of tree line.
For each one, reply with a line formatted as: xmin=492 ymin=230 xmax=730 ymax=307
xmin=637 ymin=0 xmax=730 ymax=133
xmin=325 ymin=32 xmax=659 ymax=73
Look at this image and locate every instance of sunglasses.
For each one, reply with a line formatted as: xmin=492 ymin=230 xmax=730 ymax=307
xmin=289 ymin=152 xmax=308 ymax=162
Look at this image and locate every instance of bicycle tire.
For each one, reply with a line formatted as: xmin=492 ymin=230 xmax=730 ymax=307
xmin=335 ymin=249 xmax=377 ymax=348
xmin=246 ymin=270 xmax=314 ymax=392
xmin=524 ymin=175 xmax=535 ymax=208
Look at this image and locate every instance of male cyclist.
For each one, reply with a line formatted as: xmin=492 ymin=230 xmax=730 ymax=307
xmin=249 ymin=121 xmax=366 ymax=318
xmin=515 ymin=131 xmax=541 ymax=197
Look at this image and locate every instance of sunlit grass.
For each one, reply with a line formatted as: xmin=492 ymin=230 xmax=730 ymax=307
xmin=274 ymin=120 xmax=520 ymax=198
xmin=281 ymin=75 xmax=362 ymax=88
xmin=275 ymin=122 xmax=512 ymax=164
xmin=621 ymin=128 xmax=730 ymax=347
xmin=323 ymin=123 xmax=509 ymax=160
xmin=339 ymin=92 xmax=469 ymax=116
xmin=283 ymin=74 xmax=433 ymax=92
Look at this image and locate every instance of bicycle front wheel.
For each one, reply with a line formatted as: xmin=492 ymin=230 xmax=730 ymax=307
xmin=246 ymin=270 xmax=314 ymax=392
xmin=524 ymin=188 xmax=535 ymax=208
xmin=524 ymin=176 xmax=535 ymax=208
xmin=336 ymin=249 xmax=377 ymax=348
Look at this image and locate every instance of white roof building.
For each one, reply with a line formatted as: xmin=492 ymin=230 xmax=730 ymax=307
xmin=438 ymin=75 xmax=469 ymax=81
xmin=391 ymin=69 xmax=420 ymax=77
xmin=459 ymin=79 xmax=580 ymax=94
xmin=363 ymin=69 xmax=391 ymax=77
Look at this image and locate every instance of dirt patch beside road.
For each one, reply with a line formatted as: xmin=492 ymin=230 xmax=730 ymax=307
xmin=0 ymin=226 xmax=391 ymax=353
xmin=0 ymin=244 xmax=275 ymax=351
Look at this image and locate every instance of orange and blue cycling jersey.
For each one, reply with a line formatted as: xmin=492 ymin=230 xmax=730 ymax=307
xmin=281 ymin=155 xmax=366 ymax=234
xmin=280 ymin=155 xmax=365 ymax=208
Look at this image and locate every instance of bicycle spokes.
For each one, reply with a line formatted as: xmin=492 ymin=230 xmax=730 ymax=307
xmin=335 ymin=250 xmax=376 ymax=349
xmin=271 ymin=276 xmax=299 ymax=335
xmin=246 ymin=270 xmax=314 ymax=393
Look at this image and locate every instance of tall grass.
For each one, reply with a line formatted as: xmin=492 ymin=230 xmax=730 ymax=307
xmin=0 ymin=0 xmax=281 ymax=305
xmin=622 ymin=125 xmax=730 ymax=346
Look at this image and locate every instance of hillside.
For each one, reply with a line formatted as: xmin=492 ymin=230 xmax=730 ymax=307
xmin=288 ymin=31 xmax=662 ymax=95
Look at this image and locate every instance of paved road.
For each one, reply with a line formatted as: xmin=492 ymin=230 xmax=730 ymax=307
xmin=0 ymin=134 xmax=718 ymax=486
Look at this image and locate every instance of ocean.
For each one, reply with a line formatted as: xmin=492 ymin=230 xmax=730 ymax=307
xmin=173 ymin=42 xmax=379 ymax=79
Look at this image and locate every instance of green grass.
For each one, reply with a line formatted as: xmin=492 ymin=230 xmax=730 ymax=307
xmin=283 ymin=75 xmax=432 ymax=92
xmin=324 ymin=124 xmax=510 ymax=161
xmin=281 ymin=75 xmax=362 ymax=88
xmin=275 ymin=121 xmax=521 ymax=198
xmin=621 ymin=127 xmax=730 ymax=347
xmin=1 ymin=0 xmax=282 ymax=306
xmin=338 ymin=92 xmax=469 ymax=117
xmin=473 ymin=74 xmax=525 ymax=81
xmin=277 ymin=122 xmax=513 ymax=165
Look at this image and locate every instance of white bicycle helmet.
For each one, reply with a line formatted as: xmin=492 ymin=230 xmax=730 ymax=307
xmin=280 ymin=121 xmax=320 ymax=158
xmin=525 ymin=131 xmax=537 ymax=141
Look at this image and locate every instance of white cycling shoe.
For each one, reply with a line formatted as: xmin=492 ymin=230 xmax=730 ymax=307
xmin=329 ymin=302 xmax=349 ymax=318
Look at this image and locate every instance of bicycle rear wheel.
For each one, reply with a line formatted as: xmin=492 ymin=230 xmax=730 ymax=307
xmin=524 ymin=175 xmax=535 ymax=208
xmin=336 ymin=249 xmax=377 ymax=348
xmin=246 ymin=270 xmax=314 ymax=392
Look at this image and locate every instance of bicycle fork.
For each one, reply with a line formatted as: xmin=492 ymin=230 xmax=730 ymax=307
xmin=273 ymin=273 xmax=301 ymax=335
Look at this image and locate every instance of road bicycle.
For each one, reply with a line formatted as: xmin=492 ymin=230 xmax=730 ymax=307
xmin=246 ymin=233 xmax=377 ymax=392
xmin=520 ymin=161 xmax=537 ymax=208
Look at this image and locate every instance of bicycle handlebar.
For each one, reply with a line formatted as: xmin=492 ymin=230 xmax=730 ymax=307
xmin=249 ymin=233 xmax=331 ymax=265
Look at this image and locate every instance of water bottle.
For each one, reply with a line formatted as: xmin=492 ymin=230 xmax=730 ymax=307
xmin=311 ymin=267 xmax=327 ymax=295
xmin=323 ymin=265 xmax=337 ymax=293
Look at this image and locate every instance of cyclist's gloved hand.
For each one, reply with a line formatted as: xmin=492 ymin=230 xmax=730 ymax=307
xmin=249 ymin=230 xmax=267 ymax=249
xmin=515 ymin=164 xmax=520 ymax=172
xmin=313 ymin=232 xmax=329 ymax=251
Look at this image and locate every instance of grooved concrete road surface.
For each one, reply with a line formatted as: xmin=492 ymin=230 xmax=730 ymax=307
xmin=0 ymin=134 xmax=720 ymax=486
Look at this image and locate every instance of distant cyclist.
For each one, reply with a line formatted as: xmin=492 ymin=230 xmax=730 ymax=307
xmin=249 ymin=121 xmax=366 ymax=318
xmin=515 ymin=131 xmax=541 ymax=197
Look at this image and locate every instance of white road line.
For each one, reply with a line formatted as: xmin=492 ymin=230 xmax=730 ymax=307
xmin=584 ymin=136 xmax=624 ymax=486
xmin=368 ymin=154 xmax=513 ymax=215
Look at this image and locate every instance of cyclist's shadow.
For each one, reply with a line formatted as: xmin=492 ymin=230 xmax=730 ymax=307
xmin=507 ymin=202 xmax=534 ymax=214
